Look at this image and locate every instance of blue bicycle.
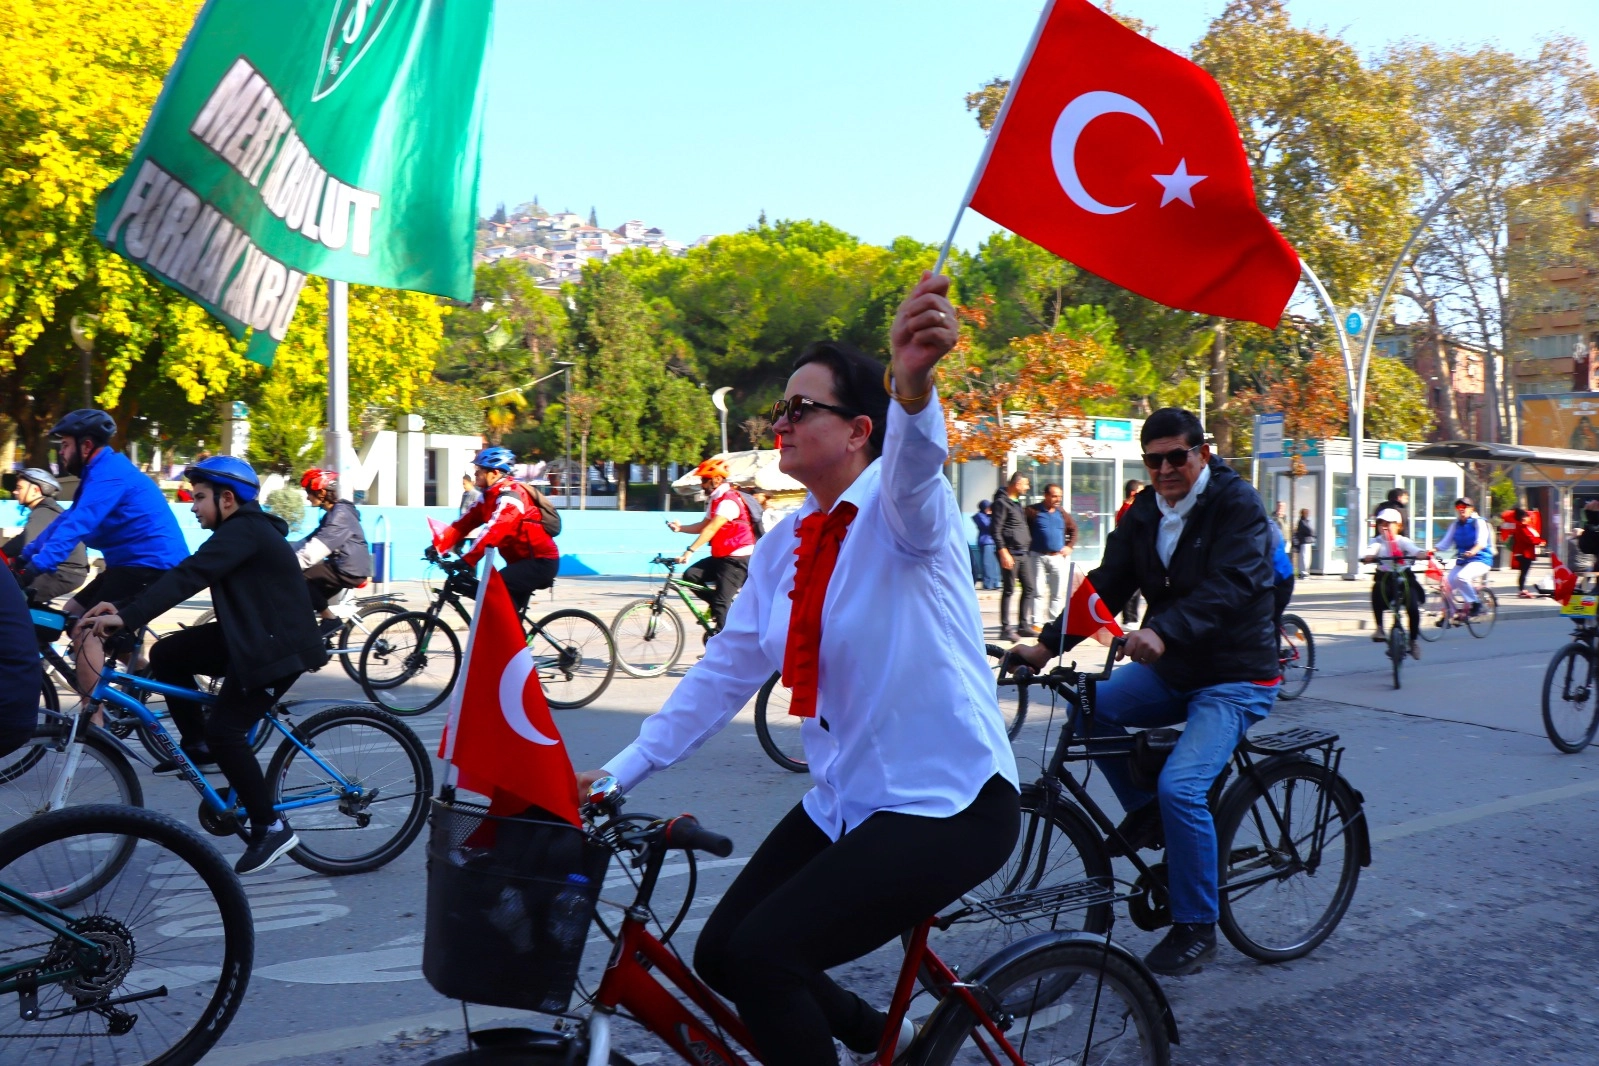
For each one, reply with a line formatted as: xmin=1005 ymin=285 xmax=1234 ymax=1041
xmin=6 ymin=663 xmax=433 ymax=886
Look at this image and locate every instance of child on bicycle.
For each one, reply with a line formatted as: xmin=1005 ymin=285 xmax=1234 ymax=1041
xmin=1362 ymin=507 xmax=1423 ymax=660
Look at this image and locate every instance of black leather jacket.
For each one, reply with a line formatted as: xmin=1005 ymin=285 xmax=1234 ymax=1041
xmin=1039 ymin=457 xmax=1278 ymax=690
xmin=990 ymin=490 xmax=1033 ymax=553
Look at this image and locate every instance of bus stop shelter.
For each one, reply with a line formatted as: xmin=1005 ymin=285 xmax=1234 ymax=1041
xmin=1412 ymin=440 xmax=1599 ymax=559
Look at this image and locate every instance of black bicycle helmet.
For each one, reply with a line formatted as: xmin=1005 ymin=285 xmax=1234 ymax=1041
xmin=50 ymin=409 xmax=117 ymax=444
xmin=17 ymin=468 xmax=60 ymax=497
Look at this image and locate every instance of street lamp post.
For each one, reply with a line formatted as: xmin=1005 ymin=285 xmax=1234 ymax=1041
xmin=711 ymin=387 xmax=732 ymax=455
xmin=554 ymin=360 xmax=576 ymax=506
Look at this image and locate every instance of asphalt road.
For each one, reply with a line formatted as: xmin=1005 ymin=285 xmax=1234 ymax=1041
xmin=26 ymin=578 xmax=1599 ymax=1065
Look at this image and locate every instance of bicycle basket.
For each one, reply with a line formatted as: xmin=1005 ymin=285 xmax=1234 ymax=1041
xmin=31 ymin=606 xmax=67 ymax=642
xmin=423 ymin=798 xmax=611 ymax=1014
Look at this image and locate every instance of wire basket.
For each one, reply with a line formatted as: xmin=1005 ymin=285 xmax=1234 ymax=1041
xmin=423 ymin=797 xmax=611 ymax=1014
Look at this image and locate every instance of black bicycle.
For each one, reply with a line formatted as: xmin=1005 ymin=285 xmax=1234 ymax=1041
xmin=915 ymin=639 xmax=1370 ymax=982
xmin=1370 ymin=555 xmax=1427 ymax=690
xmin=358 ymin=549 xmax=616 ymax=714
xmin=0 ymin=803 xmax=253 ymax=1064
xmin=1542 ymin=579 xmax=1599 ymax=753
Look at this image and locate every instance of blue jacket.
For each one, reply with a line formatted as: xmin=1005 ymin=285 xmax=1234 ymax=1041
xmin=22 ymin=449 xmax=188 ymax=573
xmin=1439 ymin=515 xmax=1494 ymax=566
xmin=1268 ymin=522 xmax=1295 ymax=582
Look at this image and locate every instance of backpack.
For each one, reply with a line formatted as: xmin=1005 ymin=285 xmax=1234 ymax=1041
xmin=532 ymin=485 xmax=561 ymax=537
xmin=736 ymin=490 xmax=764 ymax=541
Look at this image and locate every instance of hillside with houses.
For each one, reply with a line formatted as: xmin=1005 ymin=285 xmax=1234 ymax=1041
xmin=475 ymin=199 xmax=702 ymax=290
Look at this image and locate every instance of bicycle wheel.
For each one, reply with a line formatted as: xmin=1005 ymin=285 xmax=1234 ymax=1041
xmin=0 ymin=804 xmax=253 ymax=1065
xmin=610 ymin=598 xmax=686 ymax=678
xmin=0 ymin=727 xmax=144 ymax=888
xmin=1418 ymin=585 xmax=1447 ymax=642
xmin=1215 ymin=756 xmax=1365 ymax=962
xmin=530 ymin=609 xmax=616 ymax=709
xmin=1542 ymin=642 xmax=1599 ymax=753
xmin=987 ymin=644 xmax=1027 ymax=738
xmin=265 ymin=705 xmax=433 ymax=875
xmin=910 ymin=781 xmax=1112 ymax=995
xmin=918 ymin=938 xmax=1170 ymax=1066
xmin=1388 ymin=624 xmax=1407 ymax=690
xmin=1276 ymin=615 xmax=1314 ymax=700
xmin=0 ymin=678 xmax=54 ymax=783
xmin=359 ymin=612 xmax=462 ymax=715
xmin=754 ymin=671 xmax=806 ymax=772
xmin=430 ymin=1038 xmax=636 ymax=1064
xmin=336 ymin=601 xmax=409 ymax=683
xmin=1466 ymin=586 xmax=1497 ymax=637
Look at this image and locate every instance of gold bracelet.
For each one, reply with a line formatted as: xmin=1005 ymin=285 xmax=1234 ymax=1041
xmin=884 ymin=365 xmax=932 ymax=405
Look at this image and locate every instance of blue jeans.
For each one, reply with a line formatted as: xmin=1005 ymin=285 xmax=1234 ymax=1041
xmin=1088 ymin=664 xmax=1275 ymax=924
xmin=979 ymin=544 xmax=1001 ymax=589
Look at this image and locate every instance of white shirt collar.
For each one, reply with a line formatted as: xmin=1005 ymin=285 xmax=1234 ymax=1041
xmin=1156 ymin=462 xmax=1211 ymax=521
xmin=792 ymin=458 xmax=881 ymax=523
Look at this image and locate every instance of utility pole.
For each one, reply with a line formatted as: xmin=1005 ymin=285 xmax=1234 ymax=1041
xmin=554 ymin=360 xmax=575 ymax=506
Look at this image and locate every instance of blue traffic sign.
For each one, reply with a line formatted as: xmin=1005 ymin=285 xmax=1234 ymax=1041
xmin=1345 ymin=311 xmax=1364 ymax=336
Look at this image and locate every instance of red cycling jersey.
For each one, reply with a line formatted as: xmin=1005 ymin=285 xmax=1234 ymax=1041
xmin=440 ymin=479 xmax=558 ymax=566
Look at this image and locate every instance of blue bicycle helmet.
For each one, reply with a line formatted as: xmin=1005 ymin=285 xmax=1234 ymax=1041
xmin=184 ymin=455 xmax=261 ymax=502
xmin=50 ymin=409 xmax=117 ymax=445
xmin=473 ymin=446 xmax=516 ymax=473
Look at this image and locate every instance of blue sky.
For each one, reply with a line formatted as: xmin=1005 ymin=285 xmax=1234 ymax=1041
xmin=478 ymin=0 xmax=1598 ymax=250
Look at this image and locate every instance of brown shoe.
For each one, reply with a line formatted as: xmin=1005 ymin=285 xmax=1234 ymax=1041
xmin=1410 ymin=640 xmax=1421 ymax=660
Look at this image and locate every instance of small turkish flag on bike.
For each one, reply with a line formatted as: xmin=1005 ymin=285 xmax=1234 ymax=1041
xmin=427 ymin=517 xmax=451 ymax=553
xmin=1063 ymin=567 xmax=1125 ymax=645
xmin=1550 ymin=551 xmax=1577 ymax=606
xmin=968 ymin=0 xmax=1300 ymax=328
xmin=440 ymin=566 xmax=581 ymax=827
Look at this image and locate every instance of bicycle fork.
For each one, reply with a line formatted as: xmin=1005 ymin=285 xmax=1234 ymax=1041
xmin=44 ymin=712 xmax=85 ymax=813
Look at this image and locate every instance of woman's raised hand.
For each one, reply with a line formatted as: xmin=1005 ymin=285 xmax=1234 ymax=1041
xmin=888 ymin=271 xmax=959 ymax=411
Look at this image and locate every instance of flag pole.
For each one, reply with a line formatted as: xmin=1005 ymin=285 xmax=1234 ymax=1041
xmin=439 ymin=546 xmax=497 ymax=790
xmin=932 ymin=0 xmax=1058 ymax=276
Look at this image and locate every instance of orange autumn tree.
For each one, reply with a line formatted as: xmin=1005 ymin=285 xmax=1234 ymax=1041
xmin=942 ymin=298 xmax=1117 ymax=465
xmin=1235 ymin=350 xmax=1346 ymax=481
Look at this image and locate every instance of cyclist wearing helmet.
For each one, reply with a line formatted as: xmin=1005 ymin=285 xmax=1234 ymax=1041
xmin=436 ymin=446 xmax=560 ymax=614
xmin=667 ymin=457 xmax=757 ymax=638
xmin=19 ymin=409 xmax=187 ymax=618
xmin=81 ymin=456 xmax=327 ymax=875
xmin=3 ymin=468 xmax=90 ymax=603
xmin=294 ymin=469 xmax=372 ymax=632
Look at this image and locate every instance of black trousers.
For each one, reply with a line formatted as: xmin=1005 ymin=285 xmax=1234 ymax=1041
xmin=999 ymin=550 xmax=1036 ymax=630
xmin=1514 ymin=555 xmax=1534 ymax=590
xmin=500 ymin=556 xmax=558 ymax=616
xmin=1372 ymin=571 xmax=1421 ymax=637
xmin=147 ymin=623 xmax=300 ymax=828
xmin=1273 ymin=576 xmax=1295 ymax=626
xmin=682 ymin=556 xmax=749 ymax=637
xmin=694 ymin=776 xmax=1019 ymax=1066
xmin=303 ymin=561 xmax=365 ymax=613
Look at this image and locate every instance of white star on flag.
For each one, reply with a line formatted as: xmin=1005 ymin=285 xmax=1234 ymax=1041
xmin=1152 ymin=159 xmax=1207 ymax=208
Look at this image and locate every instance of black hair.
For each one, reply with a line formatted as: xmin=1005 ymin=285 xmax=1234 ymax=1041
xmin=792 ymin=341 xmax=889 ymax=457
xmin=1123 ymin=479 xmax=1144 ymax=496
xmin=1141 ymin=407 xmax=1204 ymax=448
xmin=1007 ymin=470 xmax=1029 ymax=487
xmin=1044 ymin=483 xmax=1062 ymax=494
xmin=1386 ymin=487 xmax=1408 ymax=503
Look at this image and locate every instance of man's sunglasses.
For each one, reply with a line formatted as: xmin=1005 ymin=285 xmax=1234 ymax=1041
xmin=770 ymin=395 xmax=861 ymax=426
xmin=1141 ymin=443 xmax=1202 ymax=470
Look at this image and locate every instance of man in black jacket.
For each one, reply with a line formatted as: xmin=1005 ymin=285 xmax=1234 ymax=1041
xmin=3 ymin=469 xmax=90 ymax=603
xmin=1010 ymin=408 xmax=1278 ymax=977
xmin=295 ymin=468 xmax=373 ymax=632
xmin=991 ymin=472 xmax=1037 ymax=640
xmin=82 ymin=456 xmax=328 ymax=875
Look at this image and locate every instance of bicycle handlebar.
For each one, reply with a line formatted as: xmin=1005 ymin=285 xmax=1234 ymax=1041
xmin=660 ymin=815 xmax=734 ymax=857
xmin=650 ymin=554 xmax=681 ymax=569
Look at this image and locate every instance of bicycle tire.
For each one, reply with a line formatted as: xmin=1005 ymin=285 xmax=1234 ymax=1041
xmin=1275 ymin=614 xmax=1314 ymax=700
xmin=0 ymin=803 xmax=253 ymax=1065
xmin=0 ymin=677 xmax=55 ymax=783
xmin=907 ymin=781 xmax=1112 ymax=996
xmin=1214 ymin=756 xmax=1364 ymax=962
xmin=987 ymin=645 xmax=1027 ymax=738
xmin=1542 ymin=642 xmax=1599 ymax=753
xmin=1388 ymin=624 xmax=1406 ymax=690
xmin=358 ymin=611 xmax=462 ymax=715
xmin=1418 ymin=585 xmax=1447 ymax=642
xmin=266 ymin=704 xmax=433 ymax=875
xmin=610 ymin=598 xmax=686 ymax=678
xmin=336 ymin=601 xmax=409 ymax=682
xmin=530 ymin=608 xmax=616 ymax=710
xmin=0 ymin=727 xmax=143 ymax=898
xmin=1466 ymin=587 xmax=1497 ymax=638
xmin=429 ymin=1038 xmax=636 ymax=1065
xmin=754 ymin=671 xmax=806 ymax=772
xmin=917 ymin=937 xmax=1171 ymax=1066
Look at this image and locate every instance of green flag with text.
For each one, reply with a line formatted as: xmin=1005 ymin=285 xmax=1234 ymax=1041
xmin=93 ymin=0 xmax=493 ymax=365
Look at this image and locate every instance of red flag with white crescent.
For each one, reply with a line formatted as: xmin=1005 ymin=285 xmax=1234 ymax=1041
xmin=1063 ymin=569 xmax=1125 ymax=645
xmin=427 ymin=517 xmax=450 ymax=553
xmin=1551 ymin=551 xmax=1577 ymax=606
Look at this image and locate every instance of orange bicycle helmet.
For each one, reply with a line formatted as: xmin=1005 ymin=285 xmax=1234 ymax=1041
xmin=691 ymin=458 xmax=730 ymax=479
xmin=300 ymin=468 xmax=338 ymax=493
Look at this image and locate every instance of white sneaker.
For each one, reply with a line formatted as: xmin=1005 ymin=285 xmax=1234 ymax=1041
xmin=846 ymin=1017 xmax=917 ymax=1064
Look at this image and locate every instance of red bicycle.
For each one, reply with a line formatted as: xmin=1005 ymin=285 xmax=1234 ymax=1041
xmin=433 ymin=781 xmax=1175 ymax=1065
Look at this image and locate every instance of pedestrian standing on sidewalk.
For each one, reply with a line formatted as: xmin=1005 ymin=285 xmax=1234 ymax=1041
xmin=992 ymin=473 xmax=1036 ymax=640
xmin=1117 ymin=479 xmax=1144 ymax=625
xmin=1028 ymin=484 xmax=1077 ymax=621
xmin=972 ymin=500 xmax=1000 ymax=590
xmin=1509 ymin=508 xmax=1543 ymax=598
xmin=1292 ymin=508 xmax=1315 ymax=578
xmin=1272 ymin=500 xmax=1290 ymax=542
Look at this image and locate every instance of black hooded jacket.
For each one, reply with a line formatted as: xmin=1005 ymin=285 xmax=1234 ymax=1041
xmin=119 ymin=502 xmax=328 ymax=688
xmin=1039 ymin=457 xmax=1278 ymax=690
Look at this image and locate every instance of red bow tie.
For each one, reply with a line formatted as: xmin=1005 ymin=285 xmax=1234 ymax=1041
xmin=782 ymin=502 xmax=858 ymax=718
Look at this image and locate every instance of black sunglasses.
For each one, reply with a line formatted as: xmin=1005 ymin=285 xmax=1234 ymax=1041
xmin=1141 ymin=443 xmax=1202 ymax=470
xmin=770 ymin=395 xmax=861 ymax=426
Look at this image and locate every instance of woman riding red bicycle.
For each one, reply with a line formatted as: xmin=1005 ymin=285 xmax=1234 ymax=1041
xmin=579 ymin=274 xmax=1020 ymax=1066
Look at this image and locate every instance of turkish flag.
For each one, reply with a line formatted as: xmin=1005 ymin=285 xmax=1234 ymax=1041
xmin=427 ymin=517 xmax=450 ymax=553
xmin=441 ymin=566 xmax=581 ymax=827
xmin=1551 ymin=551 xmax=1577 ymax=605
xmin=1425 ymin=552 xmax=1444 ymax=584
xmin=968 ymin=0 xmax=1299 ymax=328
xmin=1063 ymin=568 xmax=1125 ymax=645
